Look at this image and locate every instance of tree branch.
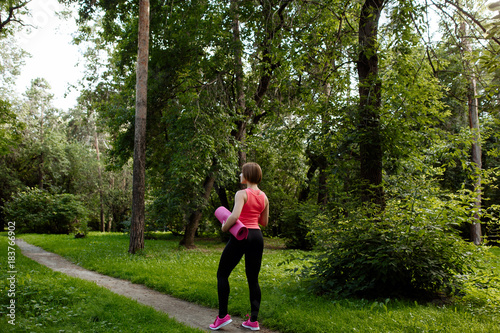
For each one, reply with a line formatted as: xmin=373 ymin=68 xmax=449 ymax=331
xmin=0 ymin=1 xmax=30 ymax=32
xmin=251 ymin=0 xmax=292 ymax=125
xmin=441 ymin=0 xmax=500 ymax=47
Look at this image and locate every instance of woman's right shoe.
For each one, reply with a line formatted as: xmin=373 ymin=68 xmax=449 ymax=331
xmin=209 ymin=314 xmax=232 ymax=330
xmin=242 ymin=315 xmax=260 ymax=331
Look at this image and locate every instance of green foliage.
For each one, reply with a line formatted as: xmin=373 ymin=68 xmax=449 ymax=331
xmin=243 ymin=120 xmax=311 ymax=239
xmin=3 ymin=188 xmax=88 ymax=234
xmin=0 ymin=63 xmax=133 ymax=231
xmin=281 ymin=202 xmax=318 ymax=250
xmin=458 ymin=247 xmax=500 ymax=317
xmin=308 ymin=175 xmax=482 ymax=299
xmin=0 ymin=99 xmax=23 ymax=155
xmin=147 ymin=89 xmax=238 ymax=233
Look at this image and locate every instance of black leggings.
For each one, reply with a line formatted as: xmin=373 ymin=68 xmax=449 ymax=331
xmin=217 ymin=229 xmax=264 ymax=322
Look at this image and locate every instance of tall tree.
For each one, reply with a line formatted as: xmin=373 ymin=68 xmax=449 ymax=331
xmin=72 ymin=17 xmax=118 ymax=232
xmin=431 ymin=0 xmax=497 ymax=244
xmin=129 ymin=0 xmax=150 ymax=254
xmin=357 ymin=0 xmax=386 ymax=209
xmin=460 ymin=19 xmax=482 ymax=245
xmin=22 ymin=78 xmax=56 ymax=190
xmin=231 ymin=0 xmax=246 ymax=167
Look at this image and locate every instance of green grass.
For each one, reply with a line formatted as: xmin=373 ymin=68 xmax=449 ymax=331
xmin=0 ymin=233 xmax=203 ymax=332
xmin=14 ymin=232 xmax=500 ymax=333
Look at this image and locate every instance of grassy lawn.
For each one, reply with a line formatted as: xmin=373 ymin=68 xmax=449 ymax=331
xmin=12 ymin=232 xmax=500 ymax=333
xmin=0 ymin=233 xmax=203 ymax=333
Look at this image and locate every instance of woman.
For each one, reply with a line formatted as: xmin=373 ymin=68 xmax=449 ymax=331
xmin=209 ymin=162 xmax=269 ymax=331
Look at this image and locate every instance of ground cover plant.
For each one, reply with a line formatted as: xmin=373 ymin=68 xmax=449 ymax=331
xmin=18 ymin=232 xmax=500 ymax=333
xmin=0 ymin=233 xmax=203 ymax=333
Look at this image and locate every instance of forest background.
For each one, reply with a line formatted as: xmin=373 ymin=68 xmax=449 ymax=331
xmin=1 ymin=0 xmax=500 ymax=298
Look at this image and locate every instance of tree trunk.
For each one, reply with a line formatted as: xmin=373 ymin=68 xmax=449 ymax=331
xmin=94 ymin=131 xmax=105 ymax=232
xmin=215 ymin=183 xmax=230 ymax=209
xmin=107 ymin=176 xmax=115 ymax=232
xmin=298 ymin=162 xmax=318 ymax=202
xmin=39 ymin=104 xmax=44 ymax=190
xmin=357 ymin=0 xmax=385 ymax=209
xmin=107 ymin=215 xmax=113 ymax=232
xmin=318 ymin=164 xmax=328 ymax=205
xmin=461 ymin=20 xmax=482 ymax=245
xmin=129 ymin=0 xmax=150 ymax=254
xmin=231 ymin=0 xmax=247 ymax=168
xmin=469 ymin=78 xmax=482 ymax=245
xmin=38 ymin=151 xmax=44 ymax=190
xmin=180 ymin=173 xmax=216 ymax=248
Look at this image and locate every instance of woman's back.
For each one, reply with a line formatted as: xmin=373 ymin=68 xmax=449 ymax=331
xmin=239 ymin=188 xmax=266 ymax=229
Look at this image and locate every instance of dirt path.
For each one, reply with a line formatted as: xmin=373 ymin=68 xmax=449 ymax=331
xmin=16 ymin=239 xmax=280 ymax=333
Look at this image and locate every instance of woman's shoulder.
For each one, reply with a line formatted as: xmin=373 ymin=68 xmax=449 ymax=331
xmin=235 ymin=189 xmax=248 ymax=200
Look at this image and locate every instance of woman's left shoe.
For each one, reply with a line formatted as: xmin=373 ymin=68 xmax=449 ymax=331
xmin=209 ymin=314 xmax=232 ymax=330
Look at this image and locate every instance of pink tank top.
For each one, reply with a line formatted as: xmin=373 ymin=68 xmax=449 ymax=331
xmin=239 ymin=188 xmax=266 ymax=229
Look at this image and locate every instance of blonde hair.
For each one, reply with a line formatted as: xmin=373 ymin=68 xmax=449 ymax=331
xmin=242 ymin=162 xmax=262 ymax=184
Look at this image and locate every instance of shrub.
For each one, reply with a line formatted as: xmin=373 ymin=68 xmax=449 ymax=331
xmin=3 ymin=188 xmax=88 ymax=234
xmin=308 ymin=192 xmax=481 ymax=299
xmin=281 ymin=202 xmax=318 ymax=250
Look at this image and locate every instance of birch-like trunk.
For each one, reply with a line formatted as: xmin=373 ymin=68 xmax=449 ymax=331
xmin=129 ymin=0 xmax=150 ymax=254
xmin=94 ymin=131 xmax=105 ymax=232
xmin=461 ymin=20 xmax=482 ymax=245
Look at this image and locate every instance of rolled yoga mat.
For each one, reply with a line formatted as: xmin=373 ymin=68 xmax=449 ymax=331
xmin=214 ymin=206 xmax=249 ymax=240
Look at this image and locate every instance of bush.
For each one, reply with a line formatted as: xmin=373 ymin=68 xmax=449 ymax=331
xmin=3 ymin=188 xmax=88 ymax=234
xmin=308 ymin=194 xmax=481 ymax=299
xmin=281 ymin=202 xmax=318 ymax=250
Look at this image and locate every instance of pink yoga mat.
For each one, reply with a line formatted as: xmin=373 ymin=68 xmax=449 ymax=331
xmin=214 ymin=206 xmax=249 ymax=240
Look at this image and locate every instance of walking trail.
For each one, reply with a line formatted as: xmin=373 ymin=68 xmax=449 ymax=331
xmin=16 ymin=239 xmax=280 ymax=333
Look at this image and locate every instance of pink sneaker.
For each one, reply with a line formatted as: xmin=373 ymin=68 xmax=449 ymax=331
xmin=242 ymin=315 xmax=260 ymax=331
xmin=209 ymin=314 xmax=232 ymax=330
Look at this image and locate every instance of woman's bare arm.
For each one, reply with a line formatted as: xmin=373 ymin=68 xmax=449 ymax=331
xmin=221 ymin=190 xmax=246 ymax=232
xmin=258 ymin=197 xmax=269 ymax=227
